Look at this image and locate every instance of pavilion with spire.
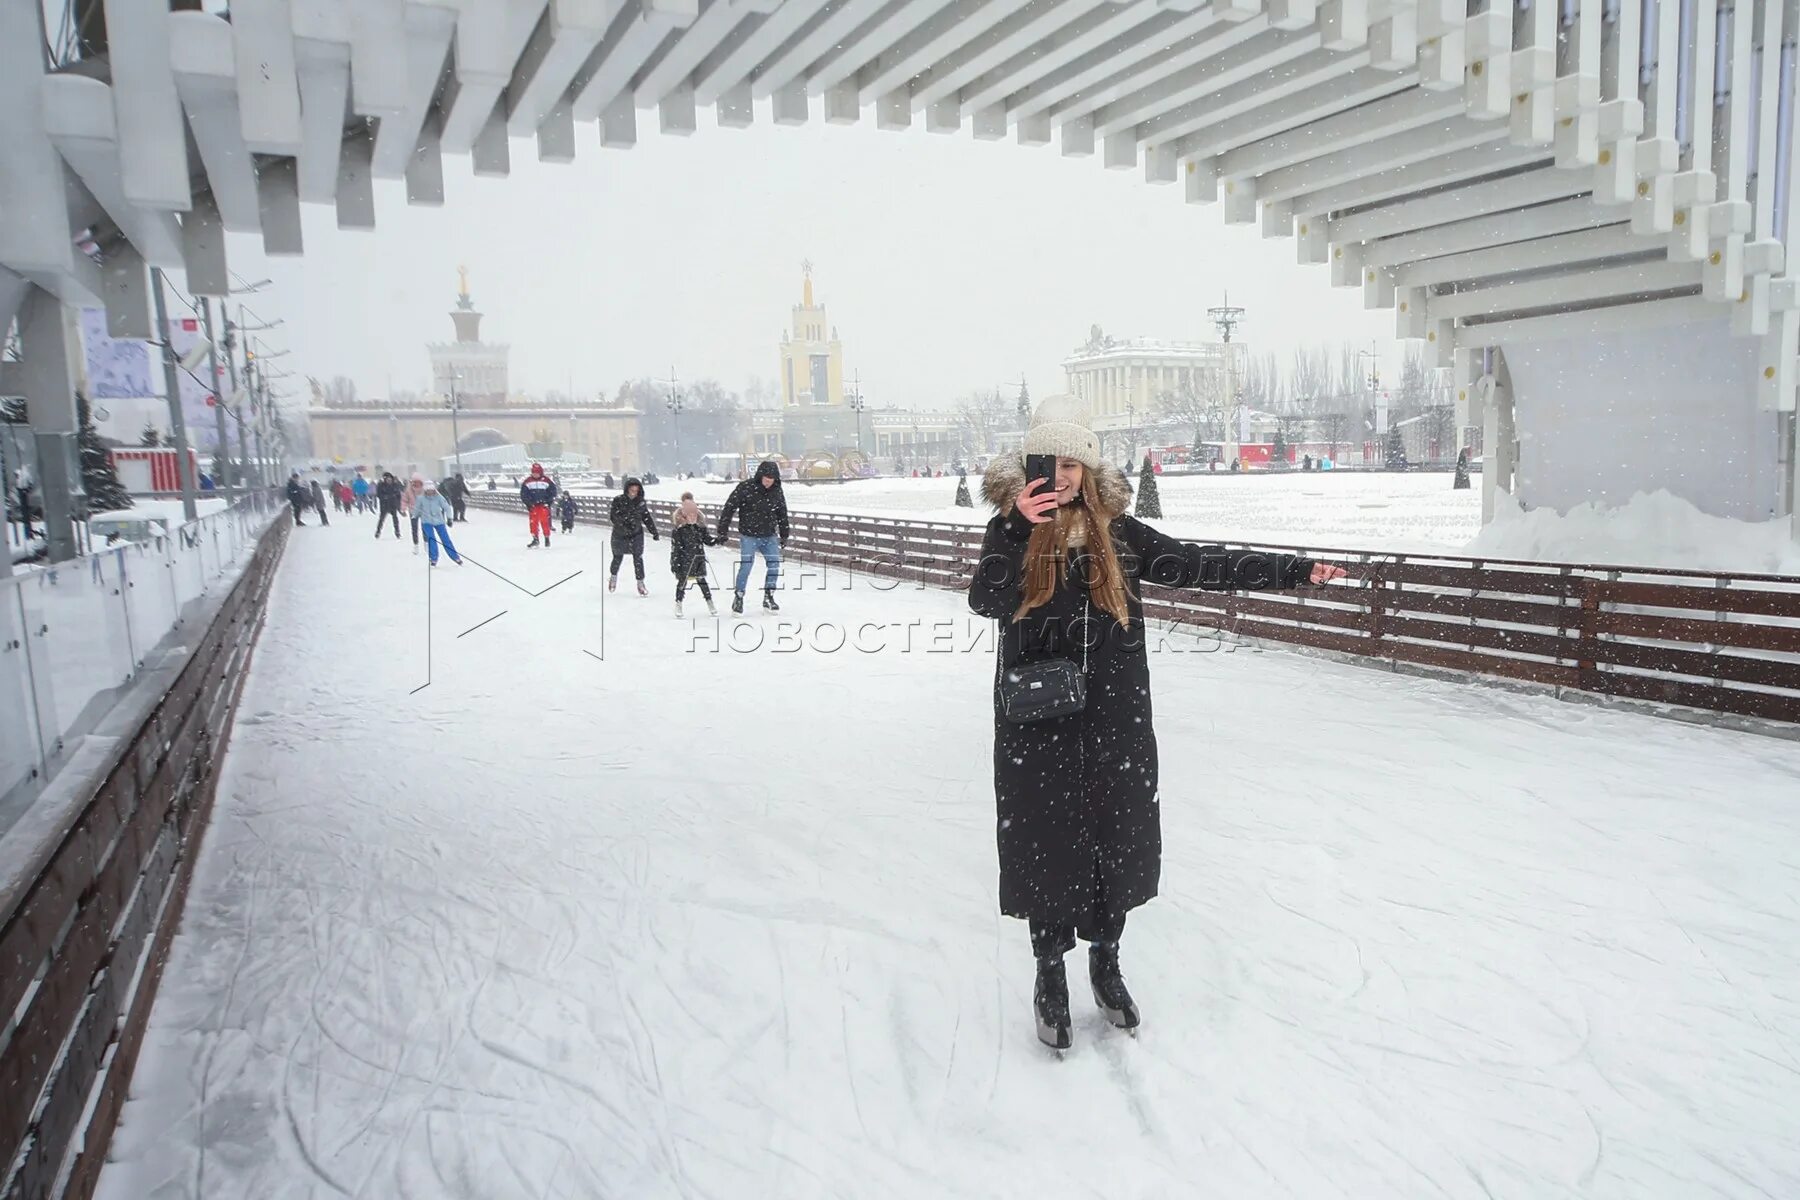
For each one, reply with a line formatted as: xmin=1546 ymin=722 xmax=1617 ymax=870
xmin=429 ymin=265 xmax=510 ymax=405
xmin=778 ymin=260 xmax=844 ymax=408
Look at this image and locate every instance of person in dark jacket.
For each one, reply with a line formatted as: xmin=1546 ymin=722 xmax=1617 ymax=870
xmin=309 ymin=478 xmax=329 ymax=526
xmin=607 ymin=477 xmax=660 ymax=593
xmin=968 ymin=395 xmax=1345 ymax=1050
xmin=559 ymin=490 xmax=577 ymax=533
xmin=520 ymin=462 xmax=557 ymax=547
xmin=715 ymin=460 xmax=790 ymax=613
xmin=668 ymin=492 xmax=716 ymax=617
xmin=284 ymin=472 xmax=308 ymax=526
xmin=374 ymin=471 xmax=403 ymax=538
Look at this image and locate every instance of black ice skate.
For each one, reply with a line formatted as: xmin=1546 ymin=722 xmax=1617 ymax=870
xmin=1035 ymin=955 xmax=1072 ymax=1051
xmin=731 ymin=591 xmax=744 ymax=614
xmin=1088 ymin=942 xmax=1140 ymax=1032
xmin=528 ymin=536 xmax=540 ymax=548
xmin=762 ymin=590 xmax=780 ymax=612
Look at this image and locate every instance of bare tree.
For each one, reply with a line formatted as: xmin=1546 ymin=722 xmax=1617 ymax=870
xmin=324 ymin=375 xmax=357 ymax=407
xmin=1158 ymin=379 xmax=1223 ymax=448
xmin=956 ymin=388 xmax=1010 ymax=454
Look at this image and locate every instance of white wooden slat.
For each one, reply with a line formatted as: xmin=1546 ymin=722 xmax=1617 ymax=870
xmin=1258 ymin=118 xmax=1510 ymax=200
xmin=1329 ymin=166 xmax=1593 ymax=241
xmin=104 ymin=0 xmax=192 ymax=211
xmin=509 ymin=0 xmax=611 ymax=132
xmin=572 ymin=2 xmax=683 ymax=120
xmin=1364 ymin=197 xmax=1620 ymax=266
xmin=911 ymin=0 xmax=1110 ymax=111
xmin=958 ymin=1 xmax=1164 ymax=113
xmin=633 ymin=0 xmax=755 ymax=105
xmin=437 ymin=0 xmax=514 ymax=153
xmin=1452 ymin=294 xmax=1720 ymax=347
xmin=40 ymin=75 xmax=186 ymax=267
xmin=1392 ymin=223 xmax=1649 ymax=285
xmin=169 ymin=14 xmax=264 ymax=234
xmin=692 ymin=0 xmax=830 ymax=106
xmin=1089 ymin=24 xmax=1318 ymax=137
xmin=753 ymin=0 xmax=889 ymax=100
xmin=294 ymin=39 xmax=351 ymax=203
xmin=1428 ymin=258 xmax=1704 ymax=318
xmin=1154 ymin=54 xmax=1395 ymax=150
xmin=372 ymin=5 xmax=455 ymax=178
xmin=228 ymin=0 xmax=305 ymax=155
xmin=1007 ymin=10 xmax=1220 ymax=120
xmin=1216 ymin=86 xmax=1465 ymax=178
xmin=1287 ymin=141 xmax=1548 ymax=212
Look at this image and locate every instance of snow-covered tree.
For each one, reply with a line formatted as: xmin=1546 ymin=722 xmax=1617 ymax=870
xmin=81 ymin=393 xmax=132 ymax=510
xmin=140 ymin=422 xmax=161 ymax=447
xmin=1134 ymin=454 xmax=1161 ymax=518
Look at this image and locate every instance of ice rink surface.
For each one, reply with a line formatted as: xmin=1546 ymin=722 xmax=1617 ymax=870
xmin=96 ymin=509 xmax=1800 ymax=1199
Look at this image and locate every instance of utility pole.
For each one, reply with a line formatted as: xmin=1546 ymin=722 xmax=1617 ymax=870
xmin=222 ymin=312 xmax=251 ymax=489
xmin=150 ymin=268 xmax=199 ymax=520
xmin=200 ymin=296 xmax=231 ymax=489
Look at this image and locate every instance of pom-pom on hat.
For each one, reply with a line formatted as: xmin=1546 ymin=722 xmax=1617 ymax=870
xmin=1022 ymin=393 xmax=1101 ymax=470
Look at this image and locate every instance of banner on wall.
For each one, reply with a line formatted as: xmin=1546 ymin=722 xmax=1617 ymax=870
xmin=79 ymin=308 xmax=227 ymax=450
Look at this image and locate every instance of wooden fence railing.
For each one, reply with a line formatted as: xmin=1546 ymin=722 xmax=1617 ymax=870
xmin=468 ymin=490 xmax=1800 ymax=725
xmin=0 ymin=516 xmax=289 ymax=1200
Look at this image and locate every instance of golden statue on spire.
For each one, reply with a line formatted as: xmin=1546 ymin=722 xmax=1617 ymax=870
xmin=457 ymin=264 xmax=470 ymax=300
xmin=801 ymin=258 xmax=814 ymax=308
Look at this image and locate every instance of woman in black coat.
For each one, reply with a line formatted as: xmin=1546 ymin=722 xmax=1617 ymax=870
xmin=968 ymin=400 xmax=1344 ymax=1049
xmin=607 ymin=477 xmax=659 ymax=594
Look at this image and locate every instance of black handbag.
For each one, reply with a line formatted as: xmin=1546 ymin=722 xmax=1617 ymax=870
xmin=996 ymin=600 xmax=1090 ymax=724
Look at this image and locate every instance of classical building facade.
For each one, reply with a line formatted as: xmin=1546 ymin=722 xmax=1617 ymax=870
xmin=1062 ymin=337 xmax=1243 ymax=435
xmin=309 ymin=273 xmax=640 ymax=473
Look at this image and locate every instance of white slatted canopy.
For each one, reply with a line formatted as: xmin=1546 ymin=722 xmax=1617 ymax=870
xmin=0 ymin=0 xmax=1796 ymax=415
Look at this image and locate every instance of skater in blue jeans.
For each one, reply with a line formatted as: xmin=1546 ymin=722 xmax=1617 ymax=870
xmin=414 ymin=481 xmax=463 ymax=567
xmin=715 ymin=460 xmax=790 ymax=613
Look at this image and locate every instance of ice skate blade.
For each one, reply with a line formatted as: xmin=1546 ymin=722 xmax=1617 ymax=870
xmin=1092 ymin=987 xmax=1140 ymax=1031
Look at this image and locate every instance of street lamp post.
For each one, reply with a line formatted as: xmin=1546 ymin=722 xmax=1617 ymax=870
xmin=848 ymin=370 xmax=865 ymax=455
xmin=446 ymin=373 xmax=464 ymax=477
xmin=662 ymin=366 xmax=683 ymax=473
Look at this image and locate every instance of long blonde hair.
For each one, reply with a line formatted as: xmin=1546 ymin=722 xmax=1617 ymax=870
xmin=1012 ymin=470 xmax=1132 ymax=629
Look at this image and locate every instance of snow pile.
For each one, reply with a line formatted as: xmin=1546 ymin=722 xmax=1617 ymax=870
xmin=1467 ymin=489 xmax=1800 ymax=576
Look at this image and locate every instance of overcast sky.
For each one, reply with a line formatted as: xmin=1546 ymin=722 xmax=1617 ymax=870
xmin=221 ymin=103 xmax=1398 ymax=412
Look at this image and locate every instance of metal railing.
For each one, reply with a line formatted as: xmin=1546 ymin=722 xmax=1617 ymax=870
xmin=467 ymin=489 xmax=1800 ymax=726
xmin=0 ymin=489 xmax=283 ymax=822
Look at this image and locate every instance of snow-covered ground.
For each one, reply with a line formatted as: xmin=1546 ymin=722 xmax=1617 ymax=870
xmin=615 ymin=470 xmax=1484 ymax=555
xmin=606 ymin=473 xmax=1800 ymax=575
xmin=98 ymin=510 xmax=1800 ymax=1199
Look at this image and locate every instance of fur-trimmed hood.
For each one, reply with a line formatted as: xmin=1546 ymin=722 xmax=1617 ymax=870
xmin=981 ymin=452 xmax=1133 ymax=518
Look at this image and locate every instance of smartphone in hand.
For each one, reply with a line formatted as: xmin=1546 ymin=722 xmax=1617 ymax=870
xmin=1025 ymin=454 xmax=1056 ymax=497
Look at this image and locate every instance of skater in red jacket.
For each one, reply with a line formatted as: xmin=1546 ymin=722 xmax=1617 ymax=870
xmin=520 ymin=462 xmax=558 ymax=547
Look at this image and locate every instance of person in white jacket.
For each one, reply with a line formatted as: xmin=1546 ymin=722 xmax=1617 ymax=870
xmin=414 ymin=481 xmax=462 ymax=567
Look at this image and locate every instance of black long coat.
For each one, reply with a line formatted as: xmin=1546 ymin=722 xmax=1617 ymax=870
xmin=967 ymin=455 xmax=1313 ymax=929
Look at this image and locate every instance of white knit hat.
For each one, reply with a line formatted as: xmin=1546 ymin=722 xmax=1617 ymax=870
xmin=1022 ymin=393 xmax=1101 ymax=469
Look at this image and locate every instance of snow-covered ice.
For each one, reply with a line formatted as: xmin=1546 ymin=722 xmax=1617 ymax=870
xmin=96 ymin=509 xmax=1800 ymax=1199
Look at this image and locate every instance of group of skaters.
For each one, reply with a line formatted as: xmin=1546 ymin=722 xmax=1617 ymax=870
xmin=513 ymin=460 xmax=789 ymax=617
xmin=284 ymin=469 xmax=473 ymax=567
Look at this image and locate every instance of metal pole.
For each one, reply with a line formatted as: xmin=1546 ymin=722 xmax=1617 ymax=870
xmin=200 ymin=296 xmax=231 ymax=489
xmin=150 ymin=268 xmax=199 ymax=521
xmin=449 ymin=376 xmax=462 ymax=476
xmin=224 ymin=313 xmax=250 ymax=490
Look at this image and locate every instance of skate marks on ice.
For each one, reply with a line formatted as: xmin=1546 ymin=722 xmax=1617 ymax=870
xmin=93 ymin=519 xmax=1800 ymax=1199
